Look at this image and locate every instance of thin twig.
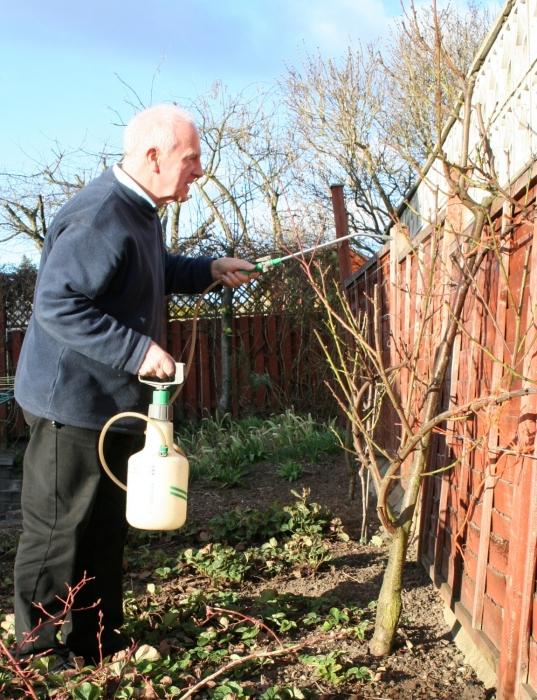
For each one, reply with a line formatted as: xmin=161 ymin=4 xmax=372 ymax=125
xmin=203 ymin=605 xmax=284 ymax=648
xmin=177 ymin=629 xmax=354 ymax=700
xmin=0 ymin=639 xmax=40 ymax=700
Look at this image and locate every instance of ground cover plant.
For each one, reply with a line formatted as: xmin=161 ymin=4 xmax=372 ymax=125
xmin=0 ymin=413 xmax=493 ymax=698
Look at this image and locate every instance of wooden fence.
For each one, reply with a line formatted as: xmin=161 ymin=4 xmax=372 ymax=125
xmin=345 ymin=174 xmax=537 ymax=699
xmin=166 ymin=311 xmax=332 ymax=420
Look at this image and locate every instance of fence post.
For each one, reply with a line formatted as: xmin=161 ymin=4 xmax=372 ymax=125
xmin=472 ymin=205 xmax=511 ymax=635
xmin=218 ymin=286 xmax=233 ymax=414
xmin=330 ymin=184 xmax=352 ymax=283
xmin=496 ymin=214 xmax=537 ymax=699
xmin=0 ymin=285 xmax=6 ymax=448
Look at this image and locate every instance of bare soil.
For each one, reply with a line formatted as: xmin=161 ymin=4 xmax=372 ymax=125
xmin=184 ymin=452 xmax=496 ymax=699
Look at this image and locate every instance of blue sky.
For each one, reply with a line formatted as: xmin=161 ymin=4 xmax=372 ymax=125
xmin=0 ymin=0 xmax=496 ymax=264
xmin=1 ymin=0 xmax=402 ymax=172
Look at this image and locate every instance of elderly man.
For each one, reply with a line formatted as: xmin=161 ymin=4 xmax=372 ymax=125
xmin=13 ymin=104 xmax=255 ymax=667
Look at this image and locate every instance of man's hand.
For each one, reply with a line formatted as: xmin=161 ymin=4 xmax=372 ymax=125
xmin=211 ymin=257 xmax=258 ymax=288
xmin=138 ymin=340 xmax=176 ymax=379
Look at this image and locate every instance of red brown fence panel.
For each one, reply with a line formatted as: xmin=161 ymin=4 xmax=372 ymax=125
xmin=166 ymin=311 xmax=333 ymax=420
xmin=345 ymin=179 xmax=537 ymax=698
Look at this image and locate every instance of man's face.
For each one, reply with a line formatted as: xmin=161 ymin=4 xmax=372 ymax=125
xmin=154 ymin=123 xmax=203 ymax=206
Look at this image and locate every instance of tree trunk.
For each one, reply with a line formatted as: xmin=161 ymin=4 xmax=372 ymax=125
xmin=369 ymin=524 xmax=408 ymax=656
xmin=217 ymin=285 xmax=234 ymax=415
xmin=369 ymin=449 xmax=427 ymax=655
xmin=369 ymin=207 xmax=489 ymax=654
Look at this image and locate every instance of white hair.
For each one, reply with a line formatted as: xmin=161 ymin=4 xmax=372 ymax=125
xmin=123 ymin=104 xmax=196 ymax=157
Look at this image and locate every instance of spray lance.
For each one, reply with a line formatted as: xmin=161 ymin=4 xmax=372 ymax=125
xmin=248 ymin=230 xmax=362 ymax=273
xmin=98 ymin=230 xmax=361 ymax=531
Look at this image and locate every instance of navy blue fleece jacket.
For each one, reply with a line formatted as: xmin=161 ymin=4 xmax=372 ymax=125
xmin=14 ymin=167 xmax=214 ymax=431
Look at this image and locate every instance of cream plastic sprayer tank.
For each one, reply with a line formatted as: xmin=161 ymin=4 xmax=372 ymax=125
xmin=98 ymin=363 xmax=189 ymax=531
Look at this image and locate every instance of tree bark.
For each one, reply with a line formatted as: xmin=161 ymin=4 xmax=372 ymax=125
xmin=369 ymin=524 xmax=408 ymax=655
xmin=370 ymin=449 xmax=427 ymax=655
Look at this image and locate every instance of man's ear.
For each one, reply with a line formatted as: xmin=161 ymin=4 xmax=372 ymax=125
xmin=147 ymin=147 xmax=159 ymax=173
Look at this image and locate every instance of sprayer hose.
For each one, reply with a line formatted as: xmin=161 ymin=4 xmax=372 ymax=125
xmin=169 ymin=279 xmax=220 ymax=404
xmin=97 ymin=411 xmax=186 ymax=492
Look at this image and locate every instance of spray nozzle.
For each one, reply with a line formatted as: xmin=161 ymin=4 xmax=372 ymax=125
xmin=240 ymin=256 xmax=283 ymax=275
xmin=254 ymin=256 xmax=282 ymax=273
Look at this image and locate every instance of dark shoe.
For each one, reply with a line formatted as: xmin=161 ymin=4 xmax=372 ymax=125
xmin=102 ymin=631 xmax=132 ymax=658
xmin=49 ymin=650 xmax=82 ymax=673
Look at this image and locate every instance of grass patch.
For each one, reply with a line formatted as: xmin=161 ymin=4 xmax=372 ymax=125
xmin=177 ymin=411 xmax=341 ymax=486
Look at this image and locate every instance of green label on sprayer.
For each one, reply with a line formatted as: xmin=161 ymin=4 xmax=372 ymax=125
xmin=170 ymin=486 xmax=187 ymax=501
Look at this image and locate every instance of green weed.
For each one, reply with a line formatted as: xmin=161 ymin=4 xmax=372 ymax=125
xmin=299 ymin=651 xmax=372 ymax=686
xmin=206 ymin=488 xmax=346 ymax=545
xmin=277 ymin=459 xmax=303 ymax=482
xmin=181 ymin=544 xmax=252 ymax=583
xmin=208 ymin=505 xmax=289 ymax=544
xmin=259 ymin=534 xmax=331 ymax=576
xmin=280 ymin=489 xmax=334 ymax=537
xmin=260 ymin=687 xmax=309 ymax=699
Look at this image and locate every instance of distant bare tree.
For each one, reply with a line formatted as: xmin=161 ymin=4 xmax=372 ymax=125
xmin=0 ymin=147 xmax=111 ymax=250
xmin=283 ymin=1 xmax=493 ymax=254
xmin=285 ymin=47 xmax=407 ymax=251
xmin=184 ymin=83 xmax=298 ymax=259
xmin=381 ymin=0 xmax=493 ymax=165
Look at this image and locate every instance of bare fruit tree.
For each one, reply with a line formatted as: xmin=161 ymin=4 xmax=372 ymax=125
xmin=298 ymin=0 xmax=533 ymax=655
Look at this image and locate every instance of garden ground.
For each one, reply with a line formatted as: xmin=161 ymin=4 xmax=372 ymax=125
xmin=180 ymin=452 xmax=495 ymax=699
xmin=0 ymin=424 xmax=496 ymax=698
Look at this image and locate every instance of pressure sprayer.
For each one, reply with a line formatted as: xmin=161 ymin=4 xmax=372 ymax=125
xmin=98 ymin=230 xmax=362 ymax=531
xmin=98 ymin=363 xmax=189 ymax=531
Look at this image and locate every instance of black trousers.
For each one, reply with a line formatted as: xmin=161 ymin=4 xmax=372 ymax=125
xmin=14 ymin=412 xmax=143 ymax=659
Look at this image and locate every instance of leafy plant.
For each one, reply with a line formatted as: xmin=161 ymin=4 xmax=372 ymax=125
xmin=260 ymin=534 xmax=332 ymax=575
xmin=177 ymin=411 xmax=342 ymax=484
xmin=209 ymin=505 xmax=289 ymax=544
xmin=260 ymin=687 xmax=308 ymax=699
xmin=277 ymin=459 xmax=303 ymax=482
xmin=210 ymin=679 xmax=253 ymax=698
xmin=299 ymin=651 xmax=371 ymax=686
xmin=73 ymin=683 xmax=103 ymax=700
xmin=280 ymin=489 xmax=334 ymax=537
xmin=207 ymin=489 xmax=346 ymax=546
xmin=209 ymin=461 xmax=250 ymax=487
xmin=180 ymin=544 xmax=252 ymax=583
